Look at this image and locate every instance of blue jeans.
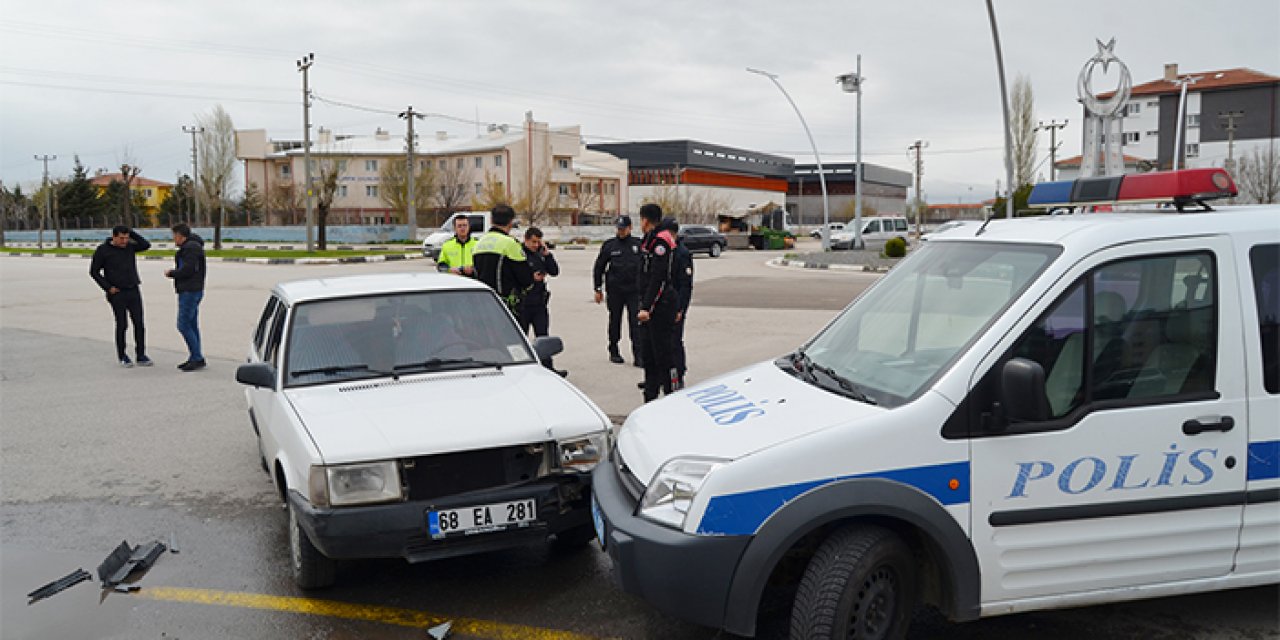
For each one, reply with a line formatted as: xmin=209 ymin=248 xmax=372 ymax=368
xmin=177 ymin=291 xmax=204 ymax=362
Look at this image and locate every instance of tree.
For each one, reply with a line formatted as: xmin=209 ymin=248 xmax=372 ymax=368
xmin=471 ymin=174 xmax=510 ymax=214
xmin=159 ymin=175 xmax=197 ymax=227
xmin=1236 ymin=144 xmax=1280 ymax=204
xmin=314 ymin=154 xmax=347 ymax=250
xmin=238 ymin=182 xmax=265 ymax=226
xmin=991 ymin=183 xmax=1038 ymax=217
xmin=571 ymin=180 xmax=603 ymax=224
xmin=198 ymin=105 xmax=237 ymax=249
xmin=434 ymin=157 xmax=472 ymax=219
xmin=267 ymin=183 xmax=300 ymax=225
xmin=511 ymin=167 xmax=559 ymax=226
xmin=379 ymin=159 xmax=436 ymax=226
xmin=59 ymin=157 xmax=103 ymax=229
xmin=639 ymin=183 xmax=732 ymax=226
xmin=118 ymin=162 xmax=142 ymax=228
xmin=1011 ymin=74 xmax=1038 ymax=188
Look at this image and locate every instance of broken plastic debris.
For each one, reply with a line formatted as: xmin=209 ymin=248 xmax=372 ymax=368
xmin=112 ymin=584 xmax=141 ymax=593
xmin=97 ymin=540 xmax=167 ymax=587
xmin=168 ymin=532 xmax=179 ymax=553
xmin=27 ymin=568 xmax=92 ymax=605
xmin=427 ymin=621 xmax=452 ymax=639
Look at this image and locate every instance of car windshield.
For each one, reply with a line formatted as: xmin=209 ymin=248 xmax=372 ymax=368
xmin=284 ymin=289 xmax=536 ymax=387
xmin=792 ymin=241 xmax=1060 ymax=407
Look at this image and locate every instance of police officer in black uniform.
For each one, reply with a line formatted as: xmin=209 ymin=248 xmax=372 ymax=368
xmin=593 ymin=215 xmax=643 ymax=366
xmin=636 ymin=204 xmax=680 ymax=402
xmin=671 ymin=223 xmax=694 ymax=390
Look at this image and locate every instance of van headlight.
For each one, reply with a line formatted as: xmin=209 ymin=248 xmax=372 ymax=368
xmin=557 ymin=433 xmax=608 ymax=472
xmin=639 ymin=457 xmax=726 ymax=529
xmin=310 ymin=461 xmax=403 ymax=507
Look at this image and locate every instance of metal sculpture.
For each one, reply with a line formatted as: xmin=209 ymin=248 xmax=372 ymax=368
xmin=1077 ymin=38 xmax=1132 ymax=177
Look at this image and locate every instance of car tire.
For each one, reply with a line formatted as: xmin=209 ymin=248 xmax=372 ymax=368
xmin=789 ymin=525 xmax=918 ymax=640
xmin=289 ymin=505 xmax=336 ymax=589
xmin=550 ymin=523 xmax=597 ymax=552
xmin=709 ymin=243 xmax=722 ymax=258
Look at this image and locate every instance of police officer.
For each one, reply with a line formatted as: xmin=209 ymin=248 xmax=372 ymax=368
xmin=593 ymin=215 xmax=643 ymax=366
xmin=671 ymin=222 xmax=694 ymax=390
xmin=636 ymin=203 xmax=680 ymax=402
xmin=473 ymin=205 xmax=534 ymax=311
xmin=519 ymin=227 xmax=567 ymax=377
xmin=436 ymin=215 xmax=476 ymax=276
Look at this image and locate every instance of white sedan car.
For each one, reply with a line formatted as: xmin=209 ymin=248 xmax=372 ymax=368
xmin=236 ymin=273 xmax=610 ymax=588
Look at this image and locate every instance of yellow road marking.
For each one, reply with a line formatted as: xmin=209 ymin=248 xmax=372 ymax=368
xmin=139 ymin=586 xmax=604 ymax=640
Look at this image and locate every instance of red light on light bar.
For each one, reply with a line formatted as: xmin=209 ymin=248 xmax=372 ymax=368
xmin=1116 ymin=168 xmax=1237 ymax=203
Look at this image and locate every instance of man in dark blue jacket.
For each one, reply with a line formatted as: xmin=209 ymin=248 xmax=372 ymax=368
xmin=89 ymin=225 xmax=152 ymax=367
xmin=164 ymin=223 xmax=207 ymax=371
xmin=671 ymin=225 xmax=694 ymax=390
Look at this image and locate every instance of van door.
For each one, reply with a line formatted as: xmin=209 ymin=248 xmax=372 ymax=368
xmin=1238 ymin=241 xmax=1280 ymax=577
xmin=968 ymin=237 xmax=1247 ymax=603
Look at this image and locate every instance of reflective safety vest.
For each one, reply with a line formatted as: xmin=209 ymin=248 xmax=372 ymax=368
xmin=438 ymin=236 xmax=476 ymax=272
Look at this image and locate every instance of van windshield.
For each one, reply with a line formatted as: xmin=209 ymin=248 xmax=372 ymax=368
xmin=791 ymin=241 xmax=1060 ymax=407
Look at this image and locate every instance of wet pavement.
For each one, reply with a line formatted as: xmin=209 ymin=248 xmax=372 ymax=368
xmin=2 ymin=252 xmax=1277 ymax=639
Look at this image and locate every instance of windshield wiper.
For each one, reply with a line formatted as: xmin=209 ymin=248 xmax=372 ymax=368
xmin=290 ymin=363 xmax=400 ymax=379
xmin=394 ymin=357 xmax=505 ymax=372
xmin=790 ymin=350 xmax=877 ymax=405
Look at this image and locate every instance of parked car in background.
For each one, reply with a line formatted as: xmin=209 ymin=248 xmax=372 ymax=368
xmin=921 ymin=219 xmax=977 ymax=242
xmin=831 ymin=215 xmax=911 ymax=250
xmin=809 ymin=222 xmax=845 ymax=239
xmin=421 ymin=212 xmax=490 ymax=260
xmin=678 ymin=225 xmax=728 ymax=257
xmin=236 ymin=273 xmax=610 ymax=588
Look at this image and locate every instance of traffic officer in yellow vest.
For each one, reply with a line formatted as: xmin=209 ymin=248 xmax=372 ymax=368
xmin=436 ymin=215 xmax=476 ymax=276
xmin=472 ymin=204 xmax=534 ymax=311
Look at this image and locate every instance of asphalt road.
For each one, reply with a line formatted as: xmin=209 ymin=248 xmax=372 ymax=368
xmin=1 ymin=245 xmax=1276 ymax=639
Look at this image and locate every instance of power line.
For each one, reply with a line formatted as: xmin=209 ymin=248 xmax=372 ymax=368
xmin=0 ymin=80 xmax=295 ymax=106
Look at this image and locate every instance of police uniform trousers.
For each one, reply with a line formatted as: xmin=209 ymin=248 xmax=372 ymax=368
xmin=607 ymin=289 xmax=642 ymax=363
xmin=641 ymin=303 xmax=678 ymax=402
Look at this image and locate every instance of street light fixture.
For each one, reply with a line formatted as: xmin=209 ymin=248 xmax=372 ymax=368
xmin=747 ymin=67 xmax=832 ymax=251
xmin=836 ymin=55 xmax=864 ymax=250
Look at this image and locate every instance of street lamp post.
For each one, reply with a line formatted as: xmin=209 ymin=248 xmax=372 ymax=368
xmin=747 ymin=67 xmax=831 ymax=251
xmin=837 ymin=55 xmax=864 ymax=250
xmin=984 ymin=0 xmax=1015 ymax=219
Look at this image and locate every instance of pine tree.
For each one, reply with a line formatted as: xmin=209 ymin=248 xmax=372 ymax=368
xmin=59 ymin=156 xmax=103 ymax=228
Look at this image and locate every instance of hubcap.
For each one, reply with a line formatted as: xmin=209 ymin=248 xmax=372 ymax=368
xmin=847 ymin=566 xmax=897 ymax=640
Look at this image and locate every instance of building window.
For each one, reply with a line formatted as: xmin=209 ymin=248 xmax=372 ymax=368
xmin=494 ymin=154 xmax=503 ymax=167
xmin=364 ymin=160 xmax=378 ymax=172
xmin=1146 ymin=130 xmax=1159 ymax=137
xmin=366 ymin=185 xmax=378 ymax=197
xmin=1146 ymin=100 xmax=1159 ymax=108
xmin=1185 ymin=143 xmax=1200 ymax=158
xmin=558 ymin=184 xmax=569 ymax=197
xmin=143 ymin=189 xmax=153 ymax=198
xmin=337 ymin=160 xmax=347 ymax=173
xmin=1126 ymin=102 xmax=1141 ymax=116
xmin=1122 ymin=132 xmax=1140 ymax=145
xmin=474 ymin=157 xmax=483 ymax=169
xmin=438 ymin=159 xmax=447 ymax=170
xmin=557 ymin=158 xmax=570 ymax=170
xmin=1187 ymin=114 xmax=1200 ymax=128
xmin=456 ymin=158 xmax=465 ymax=169
xmin=474 ymin=182 xmax=483 ymax=195
xmin=338 ymin=185 xmax=348 ymax=197
xmin=280 ymin=164 xmax=291 ymax=177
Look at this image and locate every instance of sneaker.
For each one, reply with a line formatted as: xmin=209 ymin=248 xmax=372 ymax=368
xmin=176 ymin=361 xmax=189 ymax=370
xmin=119 ymin=356 xmax=134 ymax=368
xmin=179 ymin=359 xmax=207 ymax=372
xmin=609 ymin=353 xmax=624 ymax=364
xmin=136 ymin=356 xmax=154 ymax=367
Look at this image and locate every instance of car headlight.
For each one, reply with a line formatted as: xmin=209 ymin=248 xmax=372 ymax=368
xmin=639 ymin=457 xmax=726 ymax=529
xmin=309 ymin=461 xmax=403 ymax=507
xmin=557 ymin=432 xmax=608 ymax=472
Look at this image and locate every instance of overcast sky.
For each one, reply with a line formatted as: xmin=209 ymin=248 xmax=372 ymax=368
xmin=2 ymin=0 xmax=1277 ymax=203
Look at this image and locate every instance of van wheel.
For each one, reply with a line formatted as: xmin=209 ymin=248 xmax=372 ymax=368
xmin=709 ymin=243 xmax=722 ymax=258
xmin=289 ymin=505 xmax=336 ymax=589
xmin=790 ymin=525 xmax=917 ymax=640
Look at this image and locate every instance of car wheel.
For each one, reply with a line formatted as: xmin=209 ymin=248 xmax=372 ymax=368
xmin=289 ymin=505 xmax=336 ymax=589
xmin=550 ymin=524 xmax=597 ymax=552
xmin=790 ymin=525 xmax=918 ymax=640
xmin=709 ymin=243 xmax=722 ymax=258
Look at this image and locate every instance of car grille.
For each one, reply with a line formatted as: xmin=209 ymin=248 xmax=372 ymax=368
xmin=402 ymin=444 xmax=550 ymax=501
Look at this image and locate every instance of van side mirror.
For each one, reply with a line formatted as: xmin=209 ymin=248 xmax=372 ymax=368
xmin=532 ymin=336 xmax=563 ymax=361
xmin=1001 ymin=358 xmax=1049 ymax=424
xmin=236 ymin=362 xmax=277 ymax=389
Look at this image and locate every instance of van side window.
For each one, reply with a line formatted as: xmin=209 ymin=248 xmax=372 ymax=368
xmin=895 ymin=219 xmax=908 ymax=232
xmin=253 ymin=297 xmax=279 ymax=356
xmin=1251 ymin=243 xmax=1280 ymax=393
xmin=1009 ymin=251 xmax=1218 ymax=418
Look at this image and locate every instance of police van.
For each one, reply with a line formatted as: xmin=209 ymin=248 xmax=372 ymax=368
xmin=591 ymin=168 xmax=1279 ymax=638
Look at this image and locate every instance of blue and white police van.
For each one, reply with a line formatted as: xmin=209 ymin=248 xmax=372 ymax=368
xmin=591 ymin=168 xmax=1279 ymax=639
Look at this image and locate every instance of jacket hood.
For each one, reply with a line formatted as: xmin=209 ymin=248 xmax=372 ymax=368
xmin=656 ymin=218 xmax=679 ymax=234
xmin=184 ymin=233 xmax=205 ymax=247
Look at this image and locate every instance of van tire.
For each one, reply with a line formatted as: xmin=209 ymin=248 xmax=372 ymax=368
xmin=710 ymin=243 xmax=722 ymax=258
xmin=789 ymin=525 xmax=917 ymax=640
xmin=289 ymin=505 xmax=336 ymax=589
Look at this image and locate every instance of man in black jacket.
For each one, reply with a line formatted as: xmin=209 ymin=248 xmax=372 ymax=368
xmin=671 ymin=225 xmax=695 ymax=390
xmin=164 ymin=223 xmax=207 ymax=371
xmin=520 ymin=227 xmax=567 ymax=377
xmin=636 ymin=204 xmax=680 ymax=402
xmin=89 ymin=225 xmax=153 ymax=367
xmin=593 ymin=215 xmax=643 ymax=366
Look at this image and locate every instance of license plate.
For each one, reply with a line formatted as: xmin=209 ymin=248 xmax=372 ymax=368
xmin=591 ymin=493 xmax=606 ymax=549
xmin=428 ymin=499 xmax=537 ymax=539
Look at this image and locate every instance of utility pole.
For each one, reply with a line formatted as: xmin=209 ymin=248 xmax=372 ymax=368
xmin=1037 ymin=119 xmax=1068 ymax=181
xmin=1219 ymin=110 xmax=1244 ymax=174
xmin=907 ymin=140 xmax=926 ymax=238
xmin=399 ymin=106 xmax=424 ymax=243
xmin=182 ymin=125 xmax=204 ymax=227
xmin=297 ymin=52 xmax=315 ymax=252
xmin=34 ymin=154 xmax=55 ymax=250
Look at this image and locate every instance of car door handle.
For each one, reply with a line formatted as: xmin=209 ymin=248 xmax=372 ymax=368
xmin=1182 ymin=416 xmax=1234 ymax=436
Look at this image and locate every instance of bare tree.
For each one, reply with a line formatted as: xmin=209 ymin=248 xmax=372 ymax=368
xmin=198 ymin=105 xmax=237 ymax=249
xmin=1236 ymin=144 xmax=1280 ymax=204
xmin=314 ymin=153 xmax=348 ymax=250
xmin=118 ymin=162 xmax=141 ymax=228
xmin=379 ymin=158 xmax=437 ymax=226
xmin=434 ymin=157 xmax=473 ymax=220
xmin=1011 ymin=74 xmax=1038 ymax=188
xmin=512 ymin=167 xmax=559 ymax=226
xmin=267 ymin=183 xmax=301 ymax=226
xmin=571 ymin=180 xmax=603 ymax=223
xmin=471 ymin=173 xmax=510 ymax=213
xmin=639 ymin=184 xmax=731 ymax=226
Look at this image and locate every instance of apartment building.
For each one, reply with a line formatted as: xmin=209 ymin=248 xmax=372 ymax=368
xmin=89 ymin=172 xmax=173 ymax=224
xmin=236 ymin=113 xmax=627 ymax=227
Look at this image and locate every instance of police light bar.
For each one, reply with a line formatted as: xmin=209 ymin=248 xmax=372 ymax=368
xmin=1028 ymin=168 xmax=1238 ymax=210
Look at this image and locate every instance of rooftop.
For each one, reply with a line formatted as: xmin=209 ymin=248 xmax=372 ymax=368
xmin=1099 ymin=67 xmax=1280 ymax=99
xmin=1054 ymin=154 xmax=1148 ymax=167
xmin=89 ymin=173 xmax=173 ymax=188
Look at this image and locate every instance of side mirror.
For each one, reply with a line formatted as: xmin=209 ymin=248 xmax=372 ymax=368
xmin=236 ymin=362 xmax=277 ymax=389
xmin=532 ymin=336 xmax=564 ymax=361
xmin=1001 ymin=358 xmax=1049 ymax=424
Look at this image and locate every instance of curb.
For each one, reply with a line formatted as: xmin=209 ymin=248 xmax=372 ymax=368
xmin=768 ymin=257 xmax=893 ymax=273
xmin=4 ymin=252 xmax=424 ymax=265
